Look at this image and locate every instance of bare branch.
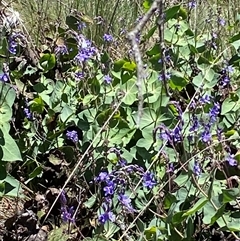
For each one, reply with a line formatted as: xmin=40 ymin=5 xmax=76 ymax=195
xmin=127 ymin=0 xmax=167 ymax=127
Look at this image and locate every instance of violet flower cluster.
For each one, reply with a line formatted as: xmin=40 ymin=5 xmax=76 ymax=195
xmin=74 ymin=34 xmax=97 ymax=64
xmin=0 ymin=72 xmax=9 ymax=82
xmin=219 ymin=65 xmax=234 ymax=87
xmin=95 ymin=148 xmax=157 ymax=224
xmin=66 ymin=130 xmax=79 ymax=143
xmin=60 ymin=191 xmax=75 ymax=223
xmin=103 ymin=33 xmax=113 ymax=42
xmin=55 ymin=44 xmax=68 ymax=56
xmin=159 ymin=101 xmax=184 ymax=145
xmin=8 ymin=32 xmax=24 ymax=55
xmin=23 ymin=99 xmax=32 ymax=120
xmin=188 ymin=95 xmax=220 ymax=144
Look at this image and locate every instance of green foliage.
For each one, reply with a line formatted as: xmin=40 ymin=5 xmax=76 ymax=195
xmin=2 ymin=0 xmax=240 ymax=240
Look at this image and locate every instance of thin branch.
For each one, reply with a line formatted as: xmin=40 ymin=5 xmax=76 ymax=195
xmin=157 ymin=0 xmax=170 ymax=96
xmin=127 ymin=0 xmax=160 ymax=127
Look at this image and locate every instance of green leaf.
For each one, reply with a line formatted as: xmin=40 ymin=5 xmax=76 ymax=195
xmin=48 ymin=225 xmax=70 ymax=241
xmin=192 ymin=73 xmax=203 ymax=87
xmin=143 ymin=0 xmax=154 ymax=11
xmin=203 ymin=198 xmax=222 ymax=224
xmin=66 ymin=15 xmax=79 ymax=31
xmin=172 ymin=211 xmax=186 ymax=224
xmin=123 ymin=92 xmax=137 ymax=105
xmin=229 ymin=33 xmax=240 ymax=43
xmin=227 ymin=217 xmax=240 ymax=231
xmin=30 ymin=97 xmax=45 ymax=114
xmin=169 ymin=70 xmax=188 ymax=91
xmin=138 ymin=110 xmax=155 ymax=128
xmin=0 ymin=82 xmax=16 ymax=107
xmin=136 ymin=138 xmax=153 ymax=150
xmin=39 ymin=53 xmax=56 ymax=71
xmin=146 ymin=44 xmax=160 ymax=56
xmin=221 ymin=98 xmax=236 ymax=115
xmin=113 ymin=59 xmax=126 ymax=72
xmin=210 ymin=204 xmax=226 ymax=225
xmin=122 ymin=78 xmax=138 ymax=105
xmin=104 ymin=221 xmax=120 ymax=238
xmin=0 ymin=102 xmax=12 ymax=124
xmin=4 ymin=174 xmax=23 ymax=197
xmin=164 ymin=5 xmax=181 ymax=21
xmin=0 ymin=130 xmax=22 ymax=162
xmin=230 ymin=39 xmax=240 ymax=52
xmin=122 ymin=62 xmax=136 ymax=72
xmin=101 ymin=51 xmax=110 ymax=63
xmin=221 ymin=188 xmax=240 ymax=203
xmin=84 ymin=194 xmax=97 ymax=208
xmin=174 ymin=172 xmax=189 ymax=186
xmin=29 ymin=166 xmax=43 ymax=178
xmin=144 ymin=226 xmax=158 ymax=240
xmin=60 ymin=105 xmax=74 ymax=123
xmin=186 ymin=217 xmax=194 ymax=240
xmin=183 ymin=197 xmax=208 ymax=217
xmin=179 ymin=7 xmax=188 ymax=20
xmin=90 ymin=78 xmax=100 ymax=95
xmin=142 ymin=26 xmax=157 ymax=42
xmin=164 ymin=193 xmax=177 ymax=209
xmin=49 ymin=154 xmax=62 ymax=165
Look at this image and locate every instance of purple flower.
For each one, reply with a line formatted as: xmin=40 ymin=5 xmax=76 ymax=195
xmin=173 ymin=126 xmax=182 ymax=143
xmin=103 ymin=75 xmax=112 ymax=84
xmin=201 ymin=125 xmax=211 ymax=143
xmin=99 ymin=211 xmax=115 ymax=224
xmin=189 ymin=115 xmax=199 ymax=132
xmin=167 ymin=163 xmax=174 ymax=173
xmin=218 ymin=18 xmax=226 ymax=26
xmin=118 ymin=194 xmax=135 ymax=213
xmin=77 ymin=21 xmax=86 ymax=31
xmin=136 ymin=32 xmax=141 ymax=43
xmin=8 ymin=34 xmax=18 ymax=54
xmin=217 ymin=127 xmax=222 ymax=141
xmin=159 ymin=125 xmax=172 ymax=142
xmin=193 ymin=162 xmax=201 ymax=177
xmin=199 ymin=95 xmax=211 ymax=104
xmin=226 ymin=154 xmax=237 ymax=166
xmin=222 ymin=75 xmax=230 ymax=86
xmin=143 ymin=172 xmax=157 ymax=189
xmin=103 ymin=34 xmax=113 ymax=42
xmin=55 ymin=44 xmax=68 ymax=55
xmin=212 ymin=32 xmax=217 ymax=39
xmin=60 ymin=191 xmax=67 ymax=206
xmin=0 ymin=73 xmax=9 ymax=82
xmin=209 ymin=102 xmax=220 ymax=123
xmin=103 ymin=181 xmax=115 ymax=196
xmin=74 ymin=34 xmax=97 ymax=63
xmin=225 ymin=65 xmax=234 ymax=74
xmin=8 ymin=32 xmax=25 ymax=55
xmin=66 ymin=130 xmax=78 ymax=143
xmin=158 ymin=72 xmax=171 ymax=81
xmin=61 ymin=206 xmax=75 ymax=223
xmin=23 ymin=108 xmax=32 ymax=120
xmin=96 ymin=172 xmax=110 ymax=182
xmin=117 ymin=159 xmax=127 ymax=167
xmin=188 ymin=1 xmax=196 ymax=8
xmin=75 ymin=71 xmax=84 ymax=80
